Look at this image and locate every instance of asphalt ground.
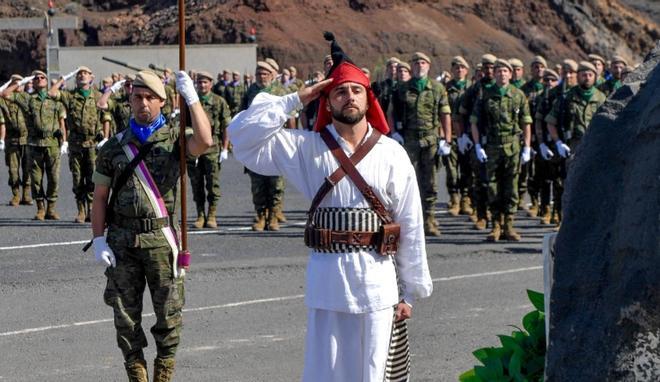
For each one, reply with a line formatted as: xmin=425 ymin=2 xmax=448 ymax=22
xmin=0 ymin=152 xmax=551 ymax=381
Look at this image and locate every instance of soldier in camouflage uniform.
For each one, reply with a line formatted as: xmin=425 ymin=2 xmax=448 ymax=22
xmin=241 ymin=61 xmax=288 ymax=231
xmin=444 ymin=56 xmax=473 ymax=216
xmin=519 ymin=56 xmax=547 ymax=216
xmin=289 ymin=66 xmax=305 ymax=92
xmin=372 ymin=57 xmax=399 ymax=116
xmin=459 ymin=54 xmax=497 ymax=230
xmin=588 ymin=54 xmax=607 ymax=87
xmin=3 ymin=70 xmax=66 ymax=220
xmin=187 ymin=71 xmax=231 ymax=229
xmin=91 ymin=70 xmax=212 ymax=382
xmin=0 ymin=75 xmax=32 ymax=206
xmin=598 ymin=55 xmax=627 ymax=97
xmin=470 ymin=59 xmax=533 ymax=242
xmin=545 ymin=61 xmax=606 ymax=230
xmin=97 ymin=74 xmax=135 ymax=136
xmin=212 ymin=70 xmax=231 ymax=99
xmin=225 ymin=71 xmax=246 ymax=116
xmin=50 ymin=66 xmax=112 ymax=223
xmin=509 ymin=58 xmax=525 ymax=89
xmin=392 ymin=51 xmax=452 ymax=237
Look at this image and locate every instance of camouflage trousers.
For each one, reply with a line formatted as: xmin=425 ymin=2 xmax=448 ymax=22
xmin=536 ymin=155 xmax=564 ymax=210
xmin=518 ymin=145 xmax=538 ymax=202
xmin=187 ymin=152 xmax=221 ymax=209
xmin=104 ymin=236 xmax=185 ymax=363
xmin=470 ymin=149 xmax=489 ymax=219
xmin=485 ymin=143 xmax=520 ymax=217
xmin=69 ymin=146 xmax=96 ymax=203
xmin=29 ymin=145 xmax=60 ymax=202
xmin=247 ymin=169 xmax=284 ymax=212
xmin=5 ymin=143 xmax=31 ymax=190
xmin=404 ymin=140 xmax=439 ymax=216
xmin=442 ymin=140 xmax=472 ymax=197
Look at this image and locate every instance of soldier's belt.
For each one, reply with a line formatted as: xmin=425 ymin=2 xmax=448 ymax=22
xmin=33 ymin=130 xmax=55 ymax=139
xmin=404 ymin=129 xmax=437 ymax=139
xmin=111 ymin=215 xmax=173 ymax=233
xmin=485 ymin=135 xmax=518 ymax=145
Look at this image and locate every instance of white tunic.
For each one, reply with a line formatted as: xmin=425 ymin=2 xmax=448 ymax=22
xmin=228 ymin=92 xmax=433 ymax=313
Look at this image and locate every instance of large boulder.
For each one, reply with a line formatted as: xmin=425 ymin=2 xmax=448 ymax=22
xmin=546 ymin=41 xmax=660 ymax=380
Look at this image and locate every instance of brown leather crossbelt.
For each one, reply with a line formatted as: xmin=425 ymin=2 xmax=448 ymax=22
xmin=304 ymin=129 xmax=400 ymax=256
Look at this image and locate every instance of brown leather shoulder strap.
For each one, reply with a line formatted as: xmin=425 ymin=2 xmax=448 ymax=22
xmin=307 ymin=129 xmax=381 ymax=218
xmin=316 ymin=128 xmax=394 ymax=225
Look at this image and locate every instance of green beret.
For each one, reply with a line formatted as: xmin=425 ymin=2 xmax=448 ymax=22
xmin=133 ymin=70 xmax=166 ymax=99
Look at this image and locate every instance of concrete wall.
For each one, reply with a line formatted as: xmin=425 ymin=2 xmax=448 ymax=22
xmin=58 ymin=44 xmax=256 ymax=83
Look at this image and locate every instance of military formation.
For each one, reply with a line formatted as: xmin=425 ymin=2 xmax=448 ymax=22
xmin=0 ymin=51 xmax=630 ymax=243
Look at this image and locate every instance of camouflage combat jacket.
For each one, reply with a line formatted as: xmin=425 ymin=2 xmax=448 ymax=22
xmin=0 ymin=97 xmax=28 ymax=145
xmin=11 ymin=91 xmax=65 ymax=147
xmin=392 ymin=77 xmax=451 ymax=143
xmin=241 ymin=82 xmax=287 ymax=111
xmin=445 ymin=78 xmax=471 ymax=137
xmin=544 ymin=86 xmax=606 ymax=143
xmin=197 ymin=92 xmax=231 ymax=154
xmin=57 ymin=88 xmax=110 ymax=148
xmin=107 ymin=93 xmax=132 ymax=135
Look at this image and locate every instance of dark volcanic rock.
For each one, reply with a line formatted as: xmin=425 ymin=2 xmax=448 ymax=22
xmin=546 ymin=41 xmax=660 ymax=381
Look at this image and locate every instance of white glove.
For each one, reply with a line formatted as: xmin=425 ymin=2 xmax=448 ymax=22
xmin=92 ymin=236 xmax=116 ymax=268
xmin=475 ymin=144 xmax=487 ymax=163
xmin=438 ymin=139 xmax=451 ymax=156
xmin=0 ymin=139 xmax=5 ymax=151
xmin=0 ymin=79 xmax=12 ymax=92
xmin=175 ymin=71 xmax=199 ymax=106
xmin=18 ymin=75 xmax=35 ymax=87
xmin=521 ymin=146 xmax=532 ymax=164
xmin=555 ymin=140 xmax=571 ymax=158
xmin=60 ymin=141 xmax=69 ymax=155
xmin=457 ymin=133 xmax=473 ymax=154
xmin=219 ymin=149 xmax=229 ymax=163
xmin=109 ymin=80 xmax=125 ymax=94
xmin=178 ymin=268 xmax=187 ymax=278
xmin=170 ymin=108 xmax=180 ymax=119
xmin=539 ymin=143 xmax=554 ymax=160
xmin=62 ymin=69 xmax=79 ymax=81
xmin=391 ymin=132 xmax=404 ymax=145
xmin=96 ymin=138 xmax=108 ymax=148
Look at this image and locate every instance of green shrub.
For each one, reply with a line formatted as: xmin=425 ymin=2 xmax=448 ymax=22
xmin=458 ymin=290 xmax=546 ymax=382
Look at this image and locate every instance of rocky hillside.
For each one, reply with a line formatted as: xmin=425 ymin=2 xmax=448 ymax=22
xmin=0 ymin=0 xmax=657 ymax=78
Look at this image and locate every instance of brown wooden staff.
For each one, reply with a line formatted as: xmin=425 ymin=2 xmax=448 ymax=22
xmin=178 ymin=0 xmax=190 ymax=261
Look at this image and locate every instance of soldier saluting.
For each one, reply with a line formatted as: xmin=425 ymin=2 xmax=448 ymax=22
xmin=90 ymin=70 xmax=212 ymax=381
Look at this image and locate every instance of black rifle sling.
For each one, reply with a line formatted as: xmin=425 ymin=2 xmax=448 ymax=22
xmin=82 ymin=141 xmax=155 ymax=252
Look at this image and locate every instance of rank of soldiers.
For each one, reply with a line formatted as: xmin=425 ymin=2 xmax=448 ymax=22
xmin=0 ymin=51 xmax=628 ymax=242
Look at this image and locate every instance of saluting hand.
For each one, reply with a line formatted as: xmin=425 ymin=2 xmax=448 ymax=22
xmin=297 ymin=78 xmax=333 ymax=106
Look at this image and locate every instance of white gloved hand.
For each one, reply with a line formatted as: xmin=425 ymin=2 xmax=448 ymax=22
xmin=175 ymin=71 xmax=199 ymax=106
xmin=178 ymin=268 xmax=186 ymax=278
xmin=391 ymin=132 xmax=404 ymax=145
xmin=92 ymin=236 xmax=116 ymax=268
xmin=438 ymin=139 xmax=451 ymax=156
xmin=475 ymin=144 xmax=488 ymax=163
xmin=521 ymin=146 xmax=532 ymax=164
xmin=539 ymin=143 xmax=554 ymax=160
xmin=0 ymin=139 xmax=5 ymax=151
xmin=96 ymin=138 xmax=108 ymax=148
xmin=60 ymin=141 xmax=69 ymax=155
xmin=219 ymin=149 xmax=229 ymax=163
xmin=555 ymin=140 xmax=571 ymax=158
xmin=18 ymin=75 xmax=35 ymax=87
xmin=109 ymin=80 xmax=125 ymax=94
xmin=0 ymin=79 xmax=12 ymax=92
xmin=170 ymin=108 xmax=180 ymax=119
xmin=62 ymin=69 xmax=79 ymax=82
xmin=460 ymin=133 xmax=474 ymax=154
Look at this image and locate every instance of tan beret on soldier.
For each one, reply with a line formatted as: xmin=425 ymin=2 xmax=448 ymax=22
xmin=494 ymin=58 xmax=513 ymax=72
xmin=481 ymin=54 xmax=497 ymax=65
xmin=411 ymin=51 xmax=431 ymax=64
xmin=509 ymin=58 xmax=524 ymax=68
xmin=562 ymin=59 xmax=578 ymax=72
xmin=531 ymin=55 xmax=547 ymax=67
xmin=578 ymin=61 xmax=597 ymax=74
xmin=196 ymin=71 xmax=214 ymax=82
xmin=451 ymin=56 xmax=470 ymax=69
xmin=133 ymin=70 xmax=166 ymax=99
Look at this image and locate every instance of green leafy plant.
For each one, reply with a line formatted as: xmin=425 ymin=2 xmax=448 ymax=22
xmin=458 ymin=290 xmax=546 ymax=382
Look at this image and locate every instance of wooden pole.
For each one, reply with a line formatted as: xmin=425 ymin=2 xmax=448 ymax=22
xmin=178 ymin=0 xmax=188 ymax=253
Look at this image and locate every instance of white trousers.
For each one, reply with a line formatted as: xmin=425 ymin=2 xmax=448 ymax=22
xmin=302 ymin=307 xmax=394 ymax=382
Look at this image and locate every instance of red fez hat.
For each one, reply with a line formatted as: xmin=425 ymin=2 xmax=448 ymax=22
xmin=313 ymin=32 xmax=389 ymax=134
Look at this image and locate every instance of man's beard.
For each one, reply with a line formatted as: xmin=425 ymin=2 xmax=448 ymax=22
xmin=331 ymin=104 xmax=366 ymax=125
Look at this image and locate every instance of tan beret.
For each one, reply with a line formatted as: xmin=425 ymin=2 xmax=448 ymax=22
xmin=256 ymin=61 xmax=274 ymax=72
xmin=111 ymin=72 xmax=119 ymax=77
xmin=531 ymin=55 xmax=547 ymax=67
xmin=265 ymin=58 xmax=279 ymax=72
xmin=543 ymin=69 xmax=559 ymax=80
xmin=397 ymin=62 xmax=411 ymax=71
xmin=451 ymin=56 xmax=470 ymax=69
xmin=578 ymin=61 xmax=597 ymax=73
xmin=588 ymin=54 xmax=606 ymax=64
xmin=133 ymin=70 xmax=166 ymax=99
xmin=232 ymin=70 xmax=241 ymax=76
xmin=10 ymin=74 xmax=23 ymax=81
xmin=289 ymin=66 xmax=297 ymax=73
xmin=102 ymin=76 xmax=113 ymax=83
xmin=481 ymin=54 xmax=497 ymax=65
xmin=509 ymin=58 xmax=524 ymax=68
xmin=386 ymin=57 xmax=400 ymax=66
xmin=164 ymin=68 xmax=173 ymax=74
xmin=361 ymin=67 xmax=370 ymax=75
xmin=125 ymin=73 xmax=136 ymax=82
xmin=411 ymin=52 xmax=431 ymax=64
xmin=196 ymin=71 xmax=214 ymax=81
xmin=476 ymin=63 xmax=483 ymax=70
xmin=282 ymin=68 xmax=291 ymax=76
xmin=562 ymin=59 xmax=578 ymax=72
xmin=494 ymin=58 xmax=513 ymax=72
xmin=611 ymin=55 xmax=628 ymax=66
xmin=77 ymin=66 xmax=92 ymax=74
xmin=31 ymin=70 xmax=47 ymax=78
